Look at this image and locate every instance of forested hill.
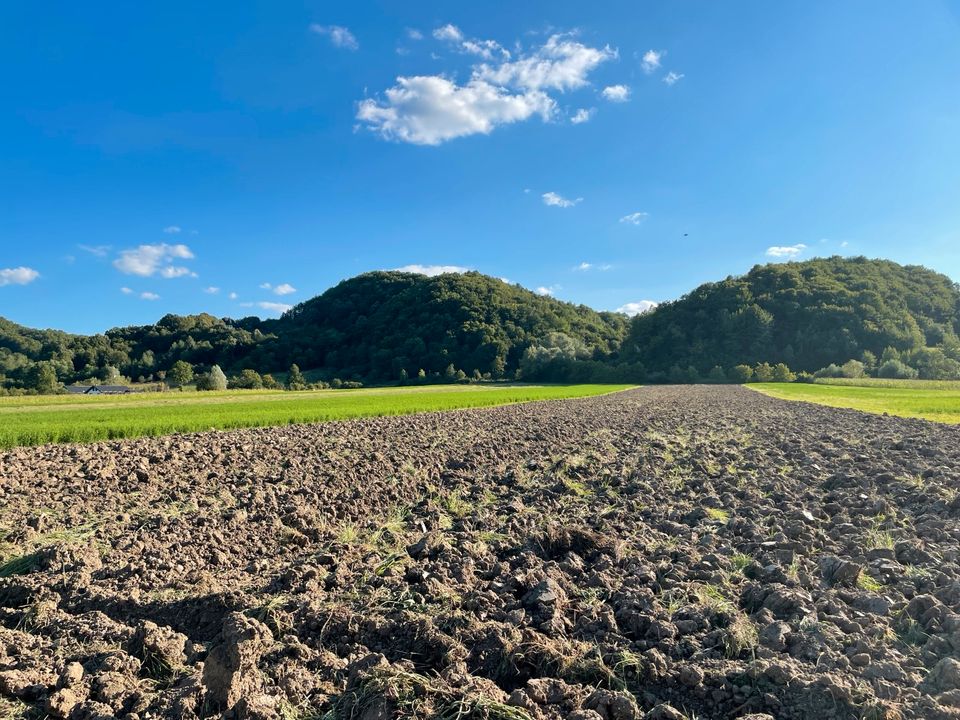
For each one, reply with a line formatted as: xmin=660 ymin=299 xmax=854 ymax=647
xmin=258 ymin=271 xmax=629 ymax=380
xmin=3 ymin=258 xmax=959 ymax=391
xmin=0 ymin=271 xmax=628 ymax=388
xmin=623 ymin=256 xmax=960 ymax=375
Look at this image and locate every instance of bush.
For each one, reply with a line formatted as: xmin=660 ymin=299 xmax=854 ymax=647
xmin=230 ymin=369 xmax=264 ymax=390
xmin=841 ymin=360 xmax=866 ymax=378
xmin=877 ymin=359 xmax=919 ymax=379
xmin=729 ymin=365 xmax=753 ymax=383
xmin=772 ymin=363 xmax=796 ymax=382
xmin=753 ymin=363 xmax=775 ymax=382
xmin=707 ymin=366 xmax=728 ymax=383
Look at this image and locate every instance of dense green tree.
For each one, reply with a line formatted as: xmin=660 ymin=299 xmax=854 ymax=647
xmin=167 ymin=360 xmax=194 ymax=390
xmin=29 ymin=362 xmax=60 ymax=394
xmin=728 ymin=365 xmax=754 ymax=383
xmin=772 ymin=363 xmax=796 ymax=382
xmin=230 ymin=369 xmax=264 ymax=389
xmin=287 ymin=364 xmax=307 ymax=390
xmin=624 ymin=257 xmax=960 ymax=375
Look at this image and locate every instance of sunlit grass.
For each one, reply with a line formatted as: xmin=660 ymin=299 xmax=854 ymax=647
xmin=751 ymin=383 xmax=960 ymax=424
xmin=0 ymin=384 xmax=633 ymax=448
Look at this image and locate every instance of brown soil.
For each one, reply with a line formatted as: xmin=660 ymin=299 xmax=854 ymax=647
xmin=0 ymin=386 xmax=959 ymax=720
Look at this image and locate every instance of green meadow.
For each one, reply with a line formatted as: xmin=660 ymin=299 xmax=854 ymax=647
xmin=752 ymin=379 xmax=960 ymax=424
xmin=0 ymin=384 xmax=632 ymax=449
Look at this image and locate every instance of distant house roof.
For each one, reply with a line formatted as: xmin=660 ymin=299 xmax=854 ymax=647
xmin=66 ymin=384 xmax=134 ymax=395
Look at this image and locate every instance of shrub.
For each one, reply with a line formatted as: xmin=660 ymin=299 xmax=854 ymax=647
xmin=729 ymin=365 xmax=753 ymax=383
xmin=707 ymin=366 xmax=728 ymax=383
xmin=753 ymin=363 xmax=775 ymax=382
xmin=814 ymin=363 xmax=844 ymax=379
xmin=841 ymin=359 xmax=866 ymax=378
xmin=772 ymin=363 xmax=796 ymax=382
xmin=230 ymin=369 xmax=264 ymax=390
xmin=877 ymin=359 xmax=919 ymax=379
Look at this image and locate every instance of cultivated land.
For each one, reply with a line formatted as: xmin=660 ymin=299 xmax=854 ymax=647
xmin=0 ymin=384 xmax=630 ymax=449
xmin=1 ymin=386 xmax=959 ymax=719
xmin=752 ymin=381 xmax=960 ymax=424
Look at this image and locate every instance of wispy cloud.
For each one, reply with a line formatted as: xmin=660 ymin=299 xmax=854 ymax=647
xmin=310 ymin=24 xmax=359 ymax=50
xmin=113 ymin=243 xmax=196 ymax=277
xmin=0 ymin=267 xmax=40 ymax=286
xmin=601 ymin=84 xmax=630 ymax=102
xmin=619 ymin=211 xmax=649 ymax=225
xmin=358 ymin=33 xmax=619 ymax=145
xmin=535 ymin=285 xmax=560 ymax=296
xmin=163 ymin=225 xmax=182 ymax=234
xmin=140 ymin=291 xmax=160 ymax=301
xmin=256 ymin=301 xmax=293 ymax=315
xmin=120 ymin=287 xmax=133 ymax=295
xmin=432 ymin=24 xmax=463 ymax=42
xmin=406 ymin=28 xmax=424 ymax=41
xmin=228 ymin=292 xmax=238 ymax=300
xmin=641 ymin=49 xmax=662 ymax=73
xmin=273 ymin=283 xmax=296 ymax=296
xmin=766 ymin=243 xmax=807 ymax=258
xmin=542 ymin=191 xmax=582 ymax=208
xmin=204 ymin=286 xmax=220 ymax=294
xmin=571 ymin=108 xmax=595 ymax=124
xmin=395 ymin=264 xmax=470 ymax=276
xmin=575 ymin=262 xmax=612 ymax=271
xmin=663 ymin=71 xmax=684 ymax=86
xmin=78 ymin=244 xmax=111 ymax=257
xmin=617 ymin=300 xmax=658 ymax=316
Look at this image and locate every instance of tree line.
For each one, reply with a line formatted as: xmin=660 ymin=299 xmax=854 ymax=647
xmin=2 ymin=258 xmax=959 ymax=394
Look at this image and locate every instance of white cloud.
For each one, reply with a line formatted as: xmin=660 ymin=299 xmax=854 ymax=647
xmin=204 ymin=286 xmax=220 ymax=294
xmin=407 ymin=28 xmax=424 ymax=41
xmin=140 ymin=291 xmax=160 ymax=301
xmin=78 ymin=244 xmax=111 ymax=257
xmin=120 ymin=287 xmax=133 ymax=294
xmin=259 ymin=282 xmax=272 ymax=290
xmin=357 ymin=76 xmax=554 ymax=145
xmin=113 ymin=243 xmax=195 ymax=277
xmin=461 ymin=39 xmax=509 ymax=61
xmin=228 ymin=292 xmax=238 ymax=300
xmin=359 ymin=33 xmax=618 ymax=145
xmin=601 ymin=84 xmax=630 ymax=102
xmin=535 ymin=285 xmax=560 ymax=296
xmin=273 ymin=283 xmax=296 ymax=296
xmin=575 ymin=262 xmax=612 ymax=271
xmin=163 ymin=225 xmax=182 ymax=234
xmin=257 ymin=301 xmax=293 ymax=315
xmin=476 ymin=35 xmax=615 ymax=92
xmin=619 ymin=211 xmax=649 ymax=225
xmin=542 ymin=191 xmax=582 ymax=208
xmin=617 ymin=300 xmax=658 ymax=316
xmin=766 ymin=244 xmax=807 ymax=258
xmin=641 ymin=49 xmax=662 ymax=74
xmin=0 ymin=267 xmax=39 ymax=286
xmin=663 ymin=71 xmax=684 ymax=86
xmin=395 ymin=264 xmax=470 ymax=276
xmin=159 ymin=266 xmax=197 ymax=278
xmin=433 ymin=24 xmax=463 ymax=42
xmin=310 ymin=24 xmax=359 ymax=50
xmin=840 ymin=241 xmax=849 ymax=248
xmin=571 ymin=107 xmax=595 ymax=124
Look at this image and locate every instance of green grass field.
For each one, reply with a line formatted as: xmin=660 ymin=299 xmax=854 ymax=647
xmin=0 ymin=384 xmax=633 ymax=449
xmin=752 ymin=381 xmax=960 ymax=424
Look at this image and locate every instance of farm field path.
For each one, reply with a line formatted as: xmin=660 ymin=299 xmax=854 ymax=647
xmin=0 ymin=386 xmax=958 ymax=719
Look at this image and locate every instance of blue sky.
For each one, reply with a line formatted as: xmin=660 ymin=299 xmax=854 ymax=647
xmin=2 ymin=1 xmax=959 ymax=334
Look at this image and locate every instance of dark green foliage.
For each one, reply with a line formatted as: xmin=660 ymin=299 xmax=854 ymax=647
xmin=263 ymin=271 xmax=628 ymax=382
xmin=2 ymin=260 xmax=958 ymax=391
xmin=623 ymin=257 xmax=960 ymax=375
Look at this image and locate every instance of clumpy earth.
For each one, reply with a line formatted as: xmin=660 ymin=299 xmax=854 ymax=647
xmin=0 ymin=386 xmax=959 ymax=720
